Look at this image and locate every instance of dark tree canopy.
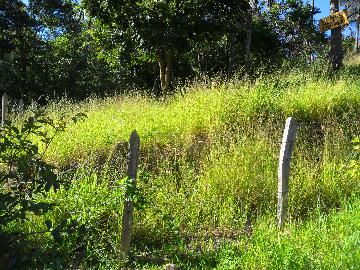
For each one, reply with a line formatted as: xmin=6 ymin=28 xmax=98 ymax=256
xmin=82 ymin=0 xmax=250 ymax=93
xmin=0 ymin=0 xmax=329 ymax=101
xmin=0 ymin=0 xmax=35 ymax=57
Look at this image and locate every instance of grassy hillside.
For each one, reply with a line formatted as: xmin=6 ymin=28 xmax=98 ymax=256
xmin=3 ymin=67 xmax=360 ymax=269
xmin=43 ymin=72 xmax=359 ymax=166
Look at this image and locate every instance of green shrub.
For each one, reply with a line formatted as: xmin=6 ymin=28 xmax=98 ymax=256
xmin=0 ymin=111 xmax=86 ymax=226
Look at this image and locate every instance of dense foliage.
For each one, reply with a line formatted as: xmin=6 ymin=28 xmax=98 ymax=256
xmin=0 ymin=0 xmax=328 ymax=101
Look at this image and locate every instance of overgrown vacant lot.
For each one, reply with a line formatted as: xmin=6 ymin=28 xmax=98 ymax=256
xmin=4 ymin=70 xmax=360 ymax=269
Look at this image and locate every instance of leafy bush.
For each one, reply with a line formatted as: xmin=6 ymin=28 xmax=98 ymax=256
xmin=0 ymin=111 xmax=86 ymax=226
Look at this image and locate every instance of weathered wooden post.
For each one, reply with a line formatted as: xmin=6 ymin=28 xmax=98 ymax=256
xmin=120 ymin=130 xmax=140 ymax=257
xmin=2 ymin=93 xmax=8 ymax=127
xmin=165 ymin=264 xmax=176 ymax=270
xmin=277 ymin=117 xmax=298 ymax=228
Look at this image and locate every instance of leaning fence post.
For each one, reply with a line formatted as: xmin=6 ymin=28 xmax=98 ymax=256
xmin=120 ymin=130 xmax=140 ymax=257
xmin=2 ymin=93 xmax=8 ymax=127
xmin=277 ymin=117 xmax=298 ymax=228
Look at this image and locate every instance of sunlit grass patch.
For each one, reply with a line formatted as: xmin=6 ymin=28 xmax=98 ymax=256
xmin=39 ymin=75 xmax=360 ymax=167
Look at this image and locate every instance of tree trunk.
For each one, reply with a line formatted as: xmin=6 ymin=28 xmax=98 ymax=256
xmin=157 ymin=50 xmax=172 ymax=94
xmin=152 ymin=64 xmax=160 ymax=97
xmin=312 ymin=0 xmax=315 ymax=20
xmin=158 ymin=52 xmax=166 ymax=93
xmin=244 ymin=17 xmax=252 ymax=76
xmin=329 ymin=0 xmax=343 ymax=70
xmin=355 ymin=20 xmax=359 ymax=52
xmin=228 ymin=32 xmax=236 ymax=75
xmin=245 ymin=0 xmax=256 ymax=77
xmin=305 ymin=0 xmax=315 ymax=64
xmin=267 ymin=0 xmax=274 ymax=10
xmin=309 ymin=0 xmax=315 ymax=63
xmin=165 ymin=51 xmax=172 ymax=91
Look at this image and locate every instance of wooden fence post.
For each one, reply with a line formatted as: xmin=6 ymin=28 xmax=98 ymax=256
xmin=2 ymin=93 xmax=8 ymax=127
xmin=120 ymin=130 xmax=140 ymax=257
xmin=277 ymin=117 xmax=298 ymax=228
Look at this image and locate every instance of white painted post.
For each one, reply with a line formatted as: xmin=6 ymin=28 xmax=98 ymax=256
xmin=120 ymin=130 xmax=140 ymax=256
xmin=19 ymin=99 xmax=24 ymax=114
xmin=2 ymin=93 xmax=8 ymax=127
xmin=277 ymin=117 xmax=298 ymax=227
xmin=165 ymin=264 xmax=176 ymax=270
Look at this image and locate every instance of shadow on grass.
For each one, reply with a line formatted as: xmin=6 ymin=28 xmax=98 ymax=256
xmin=0 ymin=230 xmax=86 ymax=270
xmin=127 ymin=226 xmax=247 ymax=270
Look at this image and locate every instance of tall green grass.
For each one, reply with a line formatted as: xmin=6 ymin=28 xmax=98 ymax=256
xmin=39 ymin=73 xmax=359 ymax=167
xmin=4 ymin=68 xmax=360 ymax=269
xmin=212 ymin=197 xmax=360 ymax=270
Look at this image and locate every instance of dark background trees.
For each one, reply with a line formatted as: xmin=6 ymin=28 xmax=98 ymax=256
xmin=0 ymin=0 xmax=330 ymax=102
xmin=0 ymin=0 xmax=118 ymax=103
xmin=342 ymin=0 xmax=360 ymax=51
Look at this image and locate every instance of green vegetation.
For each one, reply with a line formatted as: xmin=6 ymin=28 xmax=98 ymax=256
xmin=1 ymin=1 xmax=359 ymax=269
xmin=1 ymin=66 xmax=359 ymax=269
xmin=42 ymin=70 xmax=359 ymax=166
xmin=1 ymin=0 xmax=324 ymax=101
